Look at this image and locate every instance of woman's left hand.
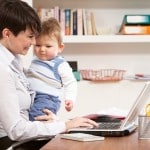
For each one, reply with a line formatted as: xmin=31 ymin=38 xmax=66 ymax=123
xmin=34 ymin=109 xmax=58 ymax=122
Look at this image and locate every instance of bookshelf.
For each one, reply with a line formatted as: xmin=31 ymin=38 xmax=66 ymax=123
xmin=63 ymin=35 xmax=150 ymax=43
xmin=30 ymin=0 xmax=150 ymax=72
xmin=33 ymin=0 xmax=150 ymax=41
xmin=24 ymin=0 xmax=150 ymax=119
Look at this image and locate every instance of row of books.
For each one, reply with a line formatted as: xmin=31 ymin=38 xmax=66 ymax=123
xmin=37 ymin=7 xmax=97 ymax=36
xmin=119 ymin=14 xmax=150 ymax=35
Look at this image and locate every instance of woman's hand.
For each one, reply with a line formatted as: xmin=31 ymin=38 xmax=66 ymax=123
xmin=34 ymin=109 xmax=58 ymax=122
xmin=65 ymin=117 xmax=98 ymax=131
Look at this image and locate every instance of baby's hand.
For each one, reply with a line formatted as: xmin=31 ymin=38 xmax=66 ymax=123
xmin=65 ymin=100 xmax=73 ymax=112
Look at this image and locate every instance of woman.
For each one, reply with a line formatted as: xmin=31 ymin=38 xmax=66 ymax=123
xmin=0 ymin=0 xmax=97 ymax=148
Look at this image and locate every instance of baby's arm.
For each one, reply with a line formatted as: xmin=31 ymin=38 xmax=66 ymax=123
xmin=59 ymin=61 xmax=77 ymax=111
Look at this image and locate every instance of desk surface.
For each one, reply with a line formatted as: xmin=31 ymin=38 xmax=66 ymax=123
xmin=40 ymin=131 xmax=150 ymax=150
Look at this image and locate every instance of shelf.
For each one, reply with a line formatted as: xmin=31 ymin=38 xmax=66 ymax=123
xmin=63 ymin=35 xmax=150 ymax=43
xmin=33 ymin=0 xmax=150 ymax=9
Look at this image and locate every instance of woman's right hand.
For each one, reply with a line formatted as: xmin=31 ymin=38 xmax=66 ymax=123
xmin=65 ymin=117 xmax=98 ymax=131
xmin=34 ymin=109 xmax=58 ymax=122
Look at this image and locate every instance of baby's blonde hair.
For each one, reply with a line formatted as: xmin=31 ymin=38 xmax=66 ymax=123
xmin=38 ymin=18 xmax=62 ymax=45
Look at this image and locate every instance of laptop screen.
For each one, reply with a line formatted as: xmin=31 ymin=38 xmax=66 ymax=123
xmin=121 ymin=82 xmax=150 ymax=128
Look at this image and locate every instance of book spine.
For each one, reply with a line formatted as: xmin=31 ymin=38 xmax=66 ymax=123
xmin=77 ymin=9 xmax=83 ymax=35
xmin=60 ymin=9 xmax=65 ymax=36
xmin=124 ymin=15 xmax=150 ymax=25
xmin=37 ymin=8 xmax=55 ymax=22
xmin=72 ymin=10 xmax=78 ymax=35
xmin=121 ymin=25 xmax=150 ymax=34
xmin=47 ymin=8 xmax=54 ymax=19
xmin=91 ymin=12 xmax=97 ymax=35
xmin=70 ymin=9 xmax=74 ymax=35
xmin=41 ymin=9 xmax=49 ymax=21
xmin=82 ymin=9 xmax=87 ymax=35
xmin=86 ymin=10 xmax=92 ymax=35
xmin=54 ymin=6 xmax=60 ymax=22
xmin=65 ymin=9 xmax=71 ymax=35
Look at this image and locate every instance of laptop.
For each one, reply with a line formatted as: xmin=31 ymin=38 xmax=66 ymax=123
xmin=69 ymin=82 xmax=150 ymax=137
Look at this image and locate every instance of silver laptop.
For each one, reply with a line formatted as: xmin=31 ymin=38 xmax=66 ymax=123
xmin=69 ymin=82 xmax=150 ymax=137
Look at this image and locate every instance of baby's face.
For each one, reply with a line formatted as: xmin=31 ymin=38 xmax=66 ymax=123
xmin=34 ymin=35 xmax=61 ymax=61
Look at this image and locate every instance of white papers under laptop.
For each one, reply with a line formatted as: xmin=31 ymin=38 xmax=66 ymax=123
xmin=69 ymin=82 xmax=150 ymax=137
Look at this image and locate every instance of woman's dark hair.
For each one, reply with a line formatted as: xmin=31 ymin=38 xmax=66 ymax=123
xmin=0 ymin=0 xmax=41 ymax=38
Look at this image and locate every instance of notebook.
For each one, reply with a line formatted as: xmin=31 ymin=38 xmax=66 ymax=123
xmin=69 ymin=82 xmax=150 ymax=137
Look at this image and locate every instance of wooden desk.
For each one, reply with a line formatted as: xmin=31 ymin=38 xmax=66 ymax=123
xmin=40 ymin=132 xmax=150 ymax=150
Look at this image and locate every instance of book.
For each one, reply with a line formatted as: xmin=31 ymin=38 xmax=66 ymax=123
xmin=86 ymin=10 xmax=92 ymax=35
xmin=37 ymin=8 xmax=54 ymax=22
xmin=60 ymin=9 xmax=65 ymax=36
xmin=70 ymin=9 xmax=74 ymax=35
xmin=123 ymin=15 xmax=150 ymax=25
xmin=72 ymin=9 xmax=77 ymax=35
xmin=124 ymin=74 xmax=150 ymax=81
xmin=54 ymin=6 xmax=60 ymax=22
xmin=120 ymin=25 xmax=150 ymax=35
xmin=119 ymin=14 xmax=150 ymax=34
xmin=77 ymin=8 xmax=83 ymax=35
xmin=65 ymin=9 xmax=71 ymax=35
xmin=91 ymin=12 xmax=97 ymax=35
xmin=82 ymin=9 xmax=87 ymax=35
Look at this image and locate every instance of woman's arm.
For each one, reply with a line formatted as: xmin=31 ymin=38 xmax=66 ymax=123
xmin=0 ymin=66 xmax=66 ymax=141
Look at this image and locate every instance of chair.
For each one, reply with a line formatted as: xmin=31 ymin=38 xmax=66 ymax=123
xmin=6 ymin=135 xmax=54 ymax=150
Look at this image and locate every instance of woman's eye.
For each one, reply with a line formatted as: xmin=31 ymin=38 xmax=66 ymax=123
xmin=35 ymin=45 xmax=40 ymax=47
xmin=28 ymin=35 xmax=34 ymax=39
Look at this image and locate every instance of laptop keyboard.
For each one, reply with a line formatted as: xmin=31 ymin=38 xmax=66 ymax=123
xmin=95 ymin=122 xmax=122 ymax=129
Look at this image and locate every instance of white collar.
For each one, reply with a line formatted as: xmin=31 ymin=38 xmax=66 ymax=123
xmin=0 ymin=44 xmax=15 ymax=66
xmin=0 ymin=44 xmax=23 ymax=67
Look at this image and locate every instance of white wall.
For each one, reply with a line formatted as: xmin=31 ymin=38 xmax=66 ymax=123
xmin=58 ymin=80 xmax=147 ymax=120
xmin=21 ymin=0 xmax=33 ymax=69
xmin=22 ymin=0 xmax=32 ymax=6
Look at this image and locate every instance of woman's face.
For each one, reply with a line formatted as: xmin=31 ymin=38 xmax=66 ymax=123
xmin=2 ymin=28 xmax=36 ymax=55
